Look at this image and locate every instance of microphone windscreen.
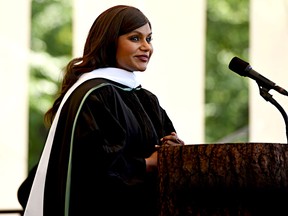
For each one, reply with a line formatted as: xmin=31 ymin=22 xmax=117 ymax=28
xmin=228 ymin=57 xmax=250 ymax=76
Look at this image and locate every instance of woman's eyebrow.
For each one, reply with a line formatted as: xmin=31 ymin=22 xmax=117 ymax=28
xmin=129 ymin=30 xmax=152 ymax=35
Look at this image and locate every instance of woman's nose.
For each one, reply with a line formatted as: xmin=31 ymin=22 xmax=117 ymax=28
xmin=140 ymin=40 xmax=152 ymax=51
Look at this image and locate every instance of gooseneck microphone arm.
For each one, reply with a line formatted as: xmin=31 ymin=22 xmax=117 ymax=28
xmin=258 ymin=85 xmax=288 ymax=143
xmin=228 ymin=57 xmax=288 ymax=143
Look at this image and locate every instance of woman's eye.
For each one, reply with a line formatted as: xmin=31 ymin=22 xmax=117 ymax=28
xmin=130 ymin=36 xmax=139 ymax=41
xmin=129 ymin=35 xmax=152 ymax=43
xmin=146 ymin=36 xmax=152 ymax=43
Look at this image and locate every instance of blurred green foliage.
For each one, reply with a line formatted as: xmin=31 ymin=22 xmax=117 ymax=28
xmin=29 ymin=0 xmax=72 ymax=169
xmin=28 ymin=0 xmax=249 ymax=170
xmin=205 ymin=0 xmax=249 ymax=142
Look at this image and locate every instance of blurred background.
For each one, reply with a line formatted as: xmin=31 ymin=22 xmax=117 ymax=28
xmin=1 ymin=0 xmax=288 ymax=214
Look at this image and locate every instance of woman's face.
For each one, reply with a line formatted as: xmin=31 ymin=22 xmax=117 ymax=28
xmin=116 ymin=23 xmax=153 ymax=72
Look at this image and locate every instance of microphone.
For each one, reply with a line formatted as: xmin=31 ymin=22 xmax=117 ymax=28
xmin=228 ymin=57 xmax=288 ymax=96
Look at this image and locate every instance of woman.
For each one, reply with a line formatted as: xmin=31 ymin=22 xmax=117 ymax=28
xmin=23 ymin=5 xmax=184 ymax=216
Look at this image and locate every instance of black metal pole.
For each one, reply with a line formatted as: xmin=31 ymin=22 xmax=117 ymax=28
xmin=258 ymin=85 xmax=288 ymax=143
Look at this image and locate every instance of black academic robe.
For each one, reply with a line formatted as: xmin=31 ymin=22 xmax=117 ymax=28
xmin=42 ymin=78 xmax=176 ymax=216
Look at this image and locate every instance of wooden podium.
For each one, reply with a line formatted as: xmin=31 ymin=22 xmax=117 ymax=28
xmin=157 ymin=143 xmax=288 ymax=216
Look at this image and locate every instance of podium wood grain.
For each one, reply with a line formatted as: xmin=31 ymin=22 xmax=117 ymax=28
xmin=158 ymin=143 xmax=288 ymax=216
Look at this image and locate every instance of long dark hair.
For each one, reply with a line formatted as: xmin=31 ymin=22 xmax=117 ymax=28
xmin=44 ymin=5 xmax=151 ymax=126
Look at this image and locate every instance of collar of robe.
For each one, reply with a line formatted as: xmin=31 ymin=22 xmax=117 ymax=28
xmin=87 ymin=67 xmax=141 ymax=89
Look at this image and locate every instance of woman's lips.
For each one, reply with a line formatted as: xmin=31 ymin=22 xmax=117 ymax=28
xmin=136 ymin=55 xmax=149 ymax=62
